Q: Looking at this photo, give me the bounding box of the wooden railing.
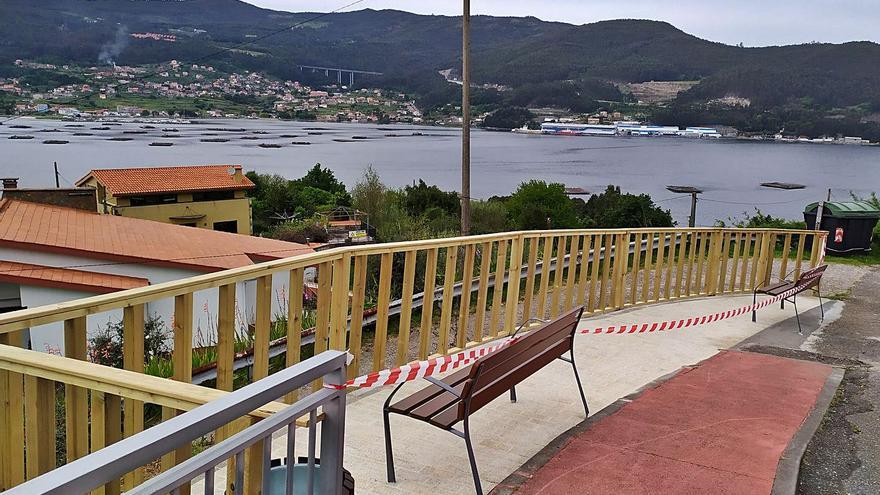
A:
[0,227,826,493]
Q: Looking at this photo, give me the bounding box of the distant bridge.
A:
[296,65,384,86]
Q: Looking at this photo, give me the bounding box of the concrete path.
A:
[504,350,833,495]
[332,294,825,495]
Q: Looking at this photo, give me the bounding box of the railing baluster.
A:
[489,240,508,337]
[504,235,525,334]
[739,234,753,292]
[588,234,602,312]
[651,233,665,302]
[285,423,295,495]
[793,233,806,280]
[809,233,822,268]
[122,305,145,489]
[749,233,764,289]
[396,251,418,365]
[641,232,653,302]
[549,236,566,318]
[1,330,26,488]
[674,232,687,298]
[307,410,317,495]
[286,268,305,400]
[261,436,272,495]
[599,234,614,311]
[314,262,333,373]
[630,233,643,304]
[576,235,591,308]
[693,232,706,294]
[611,233,628,309]
[24,376,54,480]
[536,238,552,318]
[203,467,214,495]
[717,232,731,294]
[347,258,367,378]
[246,277,271,493]
[216,283,237,493]
[418,248,439,359]
[64,316,89,464]
[372,253,394,371]
[438,247,459,353]
[474,242,492,341]
[233,451,244,495]
[663,234,675,299]
[329,255,352,351]
[522,237,539,319]
[564,236,579,311]
[686,232,699,295]
[728,232,742,293]
[162,293,194,489]
[779,233,792,281]
[704,231,721,295]
[457,245,476,349]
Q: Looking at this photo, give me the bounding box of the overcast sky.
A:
[245,0,879,46]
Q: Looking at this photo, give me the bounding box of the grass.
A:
[824,240,880,266]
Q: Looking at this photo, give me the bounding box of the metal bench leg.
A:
[569,348,590,418]
[818,281,825,321]
[509,386,517,403]
[752,291,758,322]
[383,383,406,483]
[462,418,483,495]
[383,408,396,483]
[792,295,803,335]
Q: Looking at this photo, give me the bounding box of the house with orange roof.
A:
[76,164,256,235]
[0,197,312,353]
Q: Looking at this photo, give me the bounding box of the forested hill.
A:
[3,0,880,135]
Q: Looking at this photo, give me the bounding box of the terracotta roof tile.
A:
[0,199,313,272]
[76,165,255,196]
[0,260,149,294]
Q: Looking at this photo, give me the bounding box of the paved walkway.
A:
[503,350,833,494]
[334,294,826,495]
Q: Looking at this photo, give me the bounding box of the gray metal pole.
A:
[689,192,697,228]
[461,0,471,235]
[814,188,831,230]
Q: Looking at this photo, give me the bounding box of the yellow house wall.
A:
[113,198,253,234]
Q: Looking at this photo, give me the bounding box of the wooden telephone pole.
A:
[460,0,471,235]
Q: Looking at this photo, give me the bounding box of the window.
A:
[128,194,177,206]
[192,191,235,202]
[213,220,238,233]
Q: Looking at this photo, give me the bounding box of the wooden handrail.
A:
[0,344,285,420]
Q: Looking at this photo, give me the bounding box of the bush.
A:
[470,200,509,234]
[88,314,170,369]
[717,208,805,229]
[268,216,330,244]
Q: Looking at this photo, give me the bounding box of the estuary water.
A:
[2,117,879,225]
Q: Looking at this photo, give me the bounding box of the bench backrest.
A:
[795,264,827,291]
[458,306,584,418]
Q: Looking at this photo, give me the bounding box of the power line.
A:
[0,0,368,125]
[700,196,812,206]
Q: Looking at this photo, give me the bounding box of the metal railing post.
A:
[318,361,347,494]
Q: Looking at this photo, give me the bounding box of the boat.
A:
[280,134,299,138]
[240,136,260,140]
[258,143,282,148]
[108,137,133,141]
[123,130,148,134]
[91,127,111,131]
[308,132,323,135]
[291,141,311,145]
[42,140,69,145]
[200,138,229,143]
[149,142,174,147]
[8,135,34,140]
[162,128,179,132]
[9,125,31,129]
[72,132,93,136]
[253,131,269,135]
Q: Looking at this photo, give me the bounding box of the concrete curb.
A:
[771,366,846,495]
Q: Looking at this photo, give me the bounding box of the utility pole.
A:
[666,185,702,227]
[54,162,60,188]
[689,192,698,228]
[460,0,471,236]
[814,188,831,230]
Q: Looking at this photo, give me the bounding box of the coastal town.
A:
[1,59,423,123]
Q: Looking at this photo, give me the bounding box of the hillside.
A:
[2,1,880,137]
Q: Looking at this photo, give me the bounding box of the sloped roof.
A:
[76,165,255,196]
[0,199,312,272]
[805,201,880,218]
[0,260,149,294]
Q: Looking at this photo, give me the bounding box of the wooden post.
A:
[438,247,459,353]
[473,243,491,341]
[504,235,524,334]
[550,236,567,318]
[397,251,419,365]
[536,238,552,318]
[419,248,439,359]
[457,245,476,349]
[347,259,367,379]
[489,240,508,337]
[24,376,55,479]
[522,238,539,319]
[64,317,89,463]
[286,268,305,397]
[0,330,26,489]
[122,304,145,489]
[372,253,394,370]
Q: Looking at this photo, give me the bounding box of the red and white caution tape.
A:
[331,271,823,390]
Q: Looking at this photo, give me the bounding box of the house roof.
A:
[0,199,313,272]
[76,165,255,197]
[0,260,149,294]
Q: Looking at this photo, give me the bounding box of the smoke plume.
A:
[98,25,129,65]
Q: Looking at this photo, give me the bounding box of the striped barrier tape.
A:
[330,270,823,390]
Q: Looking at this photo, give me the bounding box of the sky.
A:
[245,0,880,46]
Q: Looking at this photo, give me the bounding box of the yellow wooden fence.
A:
[0,227,826,492]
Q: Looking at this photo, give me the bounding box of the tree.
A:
[403,179,459,218]
[483,106,535,130]
[506,181,581,230]
[579,185,674,228]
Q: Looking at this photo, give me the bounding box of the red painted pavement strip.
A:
[512,350,833,495]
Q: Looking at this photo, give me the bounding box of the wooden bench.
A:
[382,306,588,495]
[753,264,827,334]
